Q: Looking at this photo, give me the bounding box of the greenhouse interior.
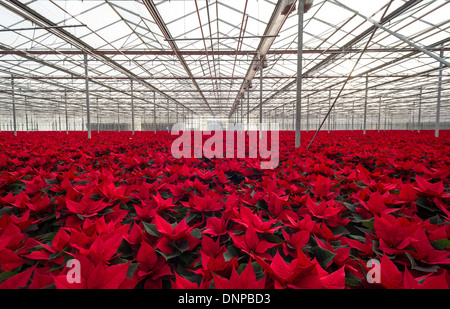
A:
[0,0,449,291]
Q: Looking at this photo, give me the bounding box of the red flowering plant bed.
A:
[0,130,449,289]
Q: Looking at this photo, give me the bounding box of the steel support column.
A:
[378,96,381,132]
[82,105,84,132]
[241,98,243,124]
[247,88,250,132]
[318,108,321,130]
[11,75,17,136]
[328,89,331,133]
[363,75,368,135]
[65,90,68,134]
[97,97,99,134]
[352,101,354,131]
[306,96,310,132]
[294,106,296,131]
[259,60,263,136]
[153,92,156,133]
[131,79,135,135]
[295,0,304,148]
[58,105,61,132]
[25,97,28,133]
[418,87,422,133]
[84,53,91,139]
[435,47,444,138]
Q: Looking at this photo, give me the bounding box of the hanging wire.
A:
[306,0,394,151]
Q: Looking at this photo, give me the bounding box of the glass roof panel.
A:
[0,0,448,124]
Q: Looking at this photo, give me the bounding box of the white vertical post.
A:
[259,59,263,136]
[306,96,309,132]
[97,97,99,134]
[239,99,241,124]
[328,89,331,133]
[153,92,156,133]
[11,75,17,136]
[84,53,91,139]
[247,88,250,132]
[318,107,321,130]
[82,105,84,132]
[418,87,422,133]
[25,97,28,133]
[363,75,368,135]
[295,0,304,148]
[378,96,381,132]
[347,111,350,130]
[65,90,68,134]
[58,104,61,132]
[435,47,443,138]
[292,100,295,131]
[351,101,354,131]
[131,79,135,135]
